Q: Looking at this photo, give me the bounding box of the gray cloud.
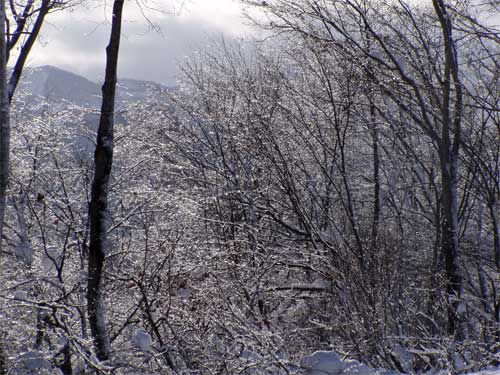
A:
[27,0,249,85]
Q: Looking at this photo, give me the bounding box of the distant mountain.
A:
[17,65,168,108]
[18,65,102,108]
[12,65,172,158]
[116,78,166,103]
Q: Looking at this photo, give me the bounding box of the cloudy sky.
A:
[28,0,252,84]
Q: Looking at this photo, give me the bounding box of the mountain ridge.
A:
[17,65,168,108]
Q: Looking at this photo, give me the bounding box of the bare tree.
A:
[0,1,73,371]
[87,0,124,362]
[242,0,498,339]
[0,1,9,372]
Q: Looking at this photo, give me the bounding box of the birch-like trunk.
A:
[87,0,124,361]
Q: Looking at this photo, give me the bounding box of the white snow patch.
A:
[300,351,500,375]
[177,287,192,299]
[13,290,28,301]
[391,344,413,373]
[301,351,345,374]
[300,351,398,375]
[18,350,51,370]
[57,335,69,348]
[132,329,152,352]
[342,360,377,375]
[14,243,34,265]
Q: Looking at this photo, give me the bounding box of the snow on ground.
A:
[300,351,397,375]
[300,351,500,375]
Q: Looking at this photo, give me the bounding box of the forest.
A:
[0,0,498,374]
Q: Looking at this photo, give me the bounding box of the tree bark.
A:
[0,0,10,371]
[432,0,464,337]
[369,87,380,254]
[87,0,124,362]
[7,0,50,102]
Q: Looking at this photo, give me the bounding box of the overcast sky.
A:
[28,0,251,84]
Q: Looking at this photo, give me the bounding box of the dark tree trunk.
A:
[87,0,124,362]
[433,0,464,337]
[8,0,50,102]
[0,0,10,371]
[370,99,380,253]
[58,340,73,375]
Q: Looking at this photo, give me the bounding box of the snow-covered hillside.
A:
[17,65,168,108]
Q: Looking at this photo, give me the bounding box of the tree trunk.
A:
[87,0,124,362]
[433,0,464,337]
[7,0,50,102]
[370,99,380,253]
[0,0,10,371]
[488,198,499,272]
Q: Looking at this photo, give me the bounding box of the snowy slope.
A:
[17,65,168,109]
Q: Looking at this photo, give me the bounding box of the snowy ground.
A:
[300,351,500,375]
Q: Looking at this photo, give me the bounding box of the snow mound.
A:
[300,351,345,374]
[132,329,152,352]
[17,350,51,371]
[300,351,500,375]
[13,290,28,301]
[300,351,398,375]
